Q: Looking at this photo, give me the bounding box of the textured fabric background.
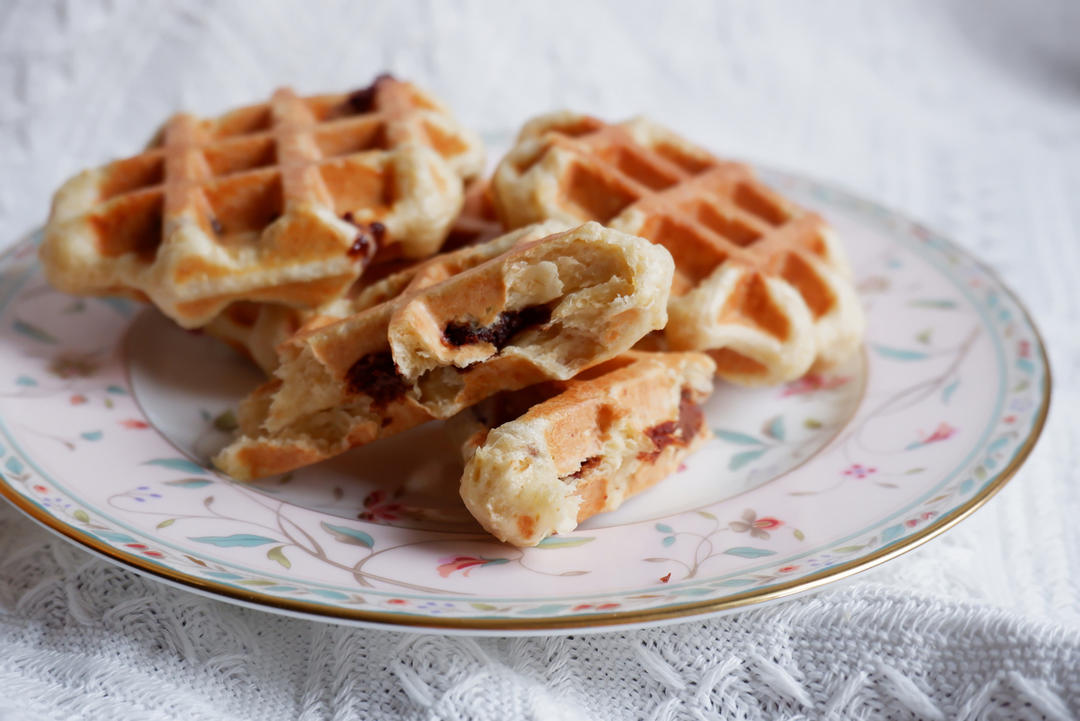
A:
[0,1,1078,719]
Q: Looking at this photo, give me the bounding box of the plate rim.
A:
[0,171,1052,634]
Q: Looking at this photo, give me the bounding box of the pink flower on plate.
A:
[924,422,957,444]
[842,463,877,479]
[357,489,403,523]
[436,555,510,578]
[730,509,783,539]
[781,373,851,397]
[907,422,959,450]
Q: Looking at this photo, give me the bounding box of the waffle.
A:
[213,222,674,479]
[203,191,524,375]
[492,112,864,385]
[41,75,484,328]
[454,351,715,546]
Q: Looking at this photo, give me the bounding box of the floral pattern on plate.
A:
[0,170,1049,632]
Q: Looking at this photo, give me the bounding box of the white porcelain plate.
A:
[0,169,1049,634]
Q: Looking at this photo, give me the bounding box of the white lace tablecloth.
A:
[1,1,1078,719]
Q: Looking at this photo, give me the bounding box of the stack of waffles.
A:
[40,77,864,547]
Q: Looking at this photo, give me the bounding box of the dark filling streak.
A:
[345,352,408,408]
[638,389,705,463]
[346,73,395,113]
[443,305,551,350]
[564,455,602,481]
[342,214,385,262]
[209,216,224,235]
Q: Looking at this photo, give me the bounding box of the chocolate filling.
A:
[345,351,408,407]
[638,389,705,462]
[346,73,395,113]
[565,455,602,481]
[342,215,385,261]
[443,305,551,350]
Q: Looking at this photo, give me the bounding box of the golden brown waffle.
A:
[41,75,484,328]
[213,222,674,480]
[453,351,715,546]
[493,112,864,385]
[202,220,565,374]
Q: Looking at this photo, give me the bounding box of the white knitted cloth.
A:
[1,1,1078,719]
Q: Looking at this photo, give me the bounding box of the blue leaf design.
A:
[5,457,24,474]
[99,297,135,318]
[80,431,102,441]
[654,523,673,534]
[13,319,57,344]
[662,535,676,547]
[880,523,905,545]
[763,415,786,442]
[712,429,764,446]
[164,478,214,488]
[729,448,767,471]
[722,546,776,559]
[671,586,713,596]
[96,531,137,544]
[942,380,959,404]
[189,534,278,547]
[987,435,1010,453]
[320,522,374,549]
[310,589,350,601]
[204,571,243,580]
[1016,358,1035,374]
[713,578,757,587]
[959,478,975,494]
[143,458,209,475]
[15,375,37,387]
[871,344,930,361]
[106,385,127,395]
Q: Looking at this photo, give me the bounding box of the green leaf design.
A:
[871,344,930,361]
[13,319,57,344]
[832,544,866,554]
[535,536,595,549]
[729,448,767,471]
[696,510,717,521]
[905,467,926,475]
[471,603,498,611]
[915,328,933,345]
[762,415,785,442]
[712,429,764,446]
[213,410,238,432]
[908,299,957,310]
[143,458,209,475]
[73,509,90,523]
[189,534,278,547]
[164,478,213,488]
[320,522,374,549]
[793,529,805,541]
[156,519,175,529]
[803,418,823,430]
[267,545,291,569]
[722,546,776,558]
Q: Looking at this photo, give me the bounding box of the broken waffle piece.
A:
[455,351,715,547]
[203,219,565,375]
[213,222,674,480]
[41,75,483,328]
[493,112,863,385]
